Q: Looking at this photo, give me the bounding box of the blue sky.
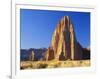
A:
[20,9,90,49]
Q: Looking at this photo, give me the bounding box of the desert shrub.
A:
[79,60,83,64]
[53,64,59,68]
[38,63,48,68]
[20,61,33,69]
[57,62,62,66]
[20,66,24,69]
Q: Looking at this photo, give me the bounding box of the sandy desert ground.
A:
[20,60,90,69]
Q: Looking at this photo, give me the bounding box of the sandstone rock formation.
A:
[21,48,47,61]
[82,48,90,60]
[45,16,83,60]
[29,50,35,61]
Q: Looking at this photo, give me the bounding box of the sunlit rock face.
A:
[45,16,83,60]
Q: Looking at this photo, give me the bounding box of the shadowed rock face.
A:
[82,48,90,60]
[45,16,83,60]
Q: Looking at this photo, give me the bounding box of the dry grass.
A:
[20,60,90,70]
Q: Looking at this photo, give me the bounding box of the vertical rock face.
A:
[45,16,83,60]
[82,48,90,60]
